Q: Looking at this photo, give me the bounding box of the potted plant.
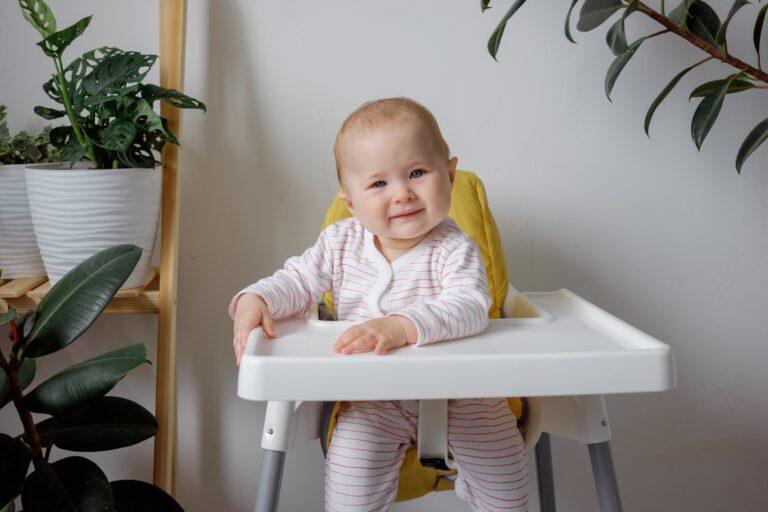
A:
[18,0,206,289]
[0,105,58,279]
[0,245,184,512]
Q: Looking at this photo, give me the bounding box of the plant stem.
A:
[636,0,768,84]
[0,331,44,467]
[52,57,98,166]
[1,326,76,510]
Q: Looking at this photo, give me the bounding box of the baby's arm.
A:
[390,238,492,347]
[230,229,334,363]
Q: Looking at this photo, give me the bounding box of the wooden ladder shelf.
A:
[2,0,187,498]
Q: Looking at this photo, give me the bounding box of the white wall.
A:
[2,1,767,511]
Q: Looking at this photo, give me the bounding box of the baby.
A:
[230,98,528,512]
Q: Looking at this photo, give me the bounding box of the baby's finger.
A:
[262,310,276,339]
[341,335,376,355]
[334,326,363,352]
[374,338,393,355]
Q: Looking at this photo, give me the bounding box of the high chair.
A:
[237,171,675,512]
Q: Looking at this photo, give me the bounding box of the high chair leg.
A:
[588,441,623,512]
[256,450,286,512]
[534,433,557,512]
[255,401,295,512]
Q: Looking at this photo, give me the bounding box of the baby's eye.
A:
[410,169,424,179]
[371,180,387,189]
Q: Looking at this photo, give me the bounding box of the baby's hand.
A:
[333,316,416,355]
[233,293,276,366]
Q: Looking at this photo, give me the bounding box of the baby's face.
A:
[338,120,457,244]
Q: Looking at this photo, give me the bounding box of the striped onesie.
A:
[230,217,529,511]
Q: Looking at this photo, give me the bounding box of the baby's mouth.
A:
[390,208,424,220]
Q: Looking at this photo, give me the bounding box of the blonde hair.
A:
[333,97,451,182]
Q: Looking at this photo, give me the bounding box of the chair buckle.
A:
[419,457,451,471]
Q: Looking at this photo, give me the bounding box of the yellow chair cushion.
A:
[321,170,522,502]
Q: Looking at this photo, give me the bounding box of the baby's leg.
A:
[325,400,417,512]
[448,398,530,512]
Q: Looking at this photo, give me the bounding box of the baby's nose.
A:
[394,185,415,202]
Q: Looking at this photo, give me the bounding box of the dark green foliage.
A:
[0,105,59,164]
[0,246,183,511]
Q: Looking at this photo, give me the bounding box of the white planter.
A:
[0,164,46,278]
[25,164,162,289]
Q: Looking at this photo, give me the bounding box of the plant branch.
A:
[52,57,98,165]
[0,325,45,469]
[636,1,768,84]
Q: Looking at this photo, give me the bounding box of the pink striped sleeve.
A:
[389,239,491,346]
[229,229,334,320]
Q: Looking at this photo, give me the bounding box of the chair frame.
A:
[250,284,625,512]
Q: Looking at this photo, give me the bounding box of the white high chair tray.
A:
[238,289,675,401]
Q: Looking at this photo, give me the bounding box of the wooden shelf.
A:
[0,267,160,315]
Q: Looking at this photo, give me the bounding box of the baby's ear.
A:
[447,157,458,186]
[337,189,354,214]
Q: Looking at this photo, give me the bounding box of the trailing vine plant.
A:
[482,0,768,172]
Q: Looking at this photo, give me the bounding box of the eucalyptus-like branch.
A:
[636,0,768,84]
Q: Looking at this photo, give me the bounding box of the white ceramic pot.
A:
[0,164,46,279]
[25,164,162,289]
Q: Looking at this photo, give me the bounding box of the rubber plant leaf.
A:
[23,344,148,415]
[22,457,111,512]
[23,245,141,358]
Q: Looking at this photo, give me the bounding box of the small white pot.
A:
[0,164,46,278]
[25,163,162,289]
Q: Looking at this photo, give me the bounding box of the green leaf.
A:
[96,119,137,152]
[605,38,644,101]
[23,245,142,359]
[689,77,757,98]
[126,99,178,145]
[0,434,33,509]
[33,105,65,120]
[1,307,17,326]
[577,0,623,32]
[565,0,580,43]
[23,344,148,415]
[1,359,37,411]
[481,0,492,12]
[140,84,207,112]
[645,60,708,136]
[22,457,112,512]
[736,117,768,172]
[43,47,125,109]
[487,0,528,60]
[110,481,184,512]
[0,105,10,144]
[117,132,157,169]
[82,52,157,96]
[691,72,742,150]
[37,396,158,452]
[18,0,57,38]
[668,0,695,27]
[60,135,87,169]
[716,0,750,48]
[606,18,629,55]
[36,16,91,59]
[687,2,722,47]
[605,0,636,56]
[49,126,72,149]
[754,3,768,68]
